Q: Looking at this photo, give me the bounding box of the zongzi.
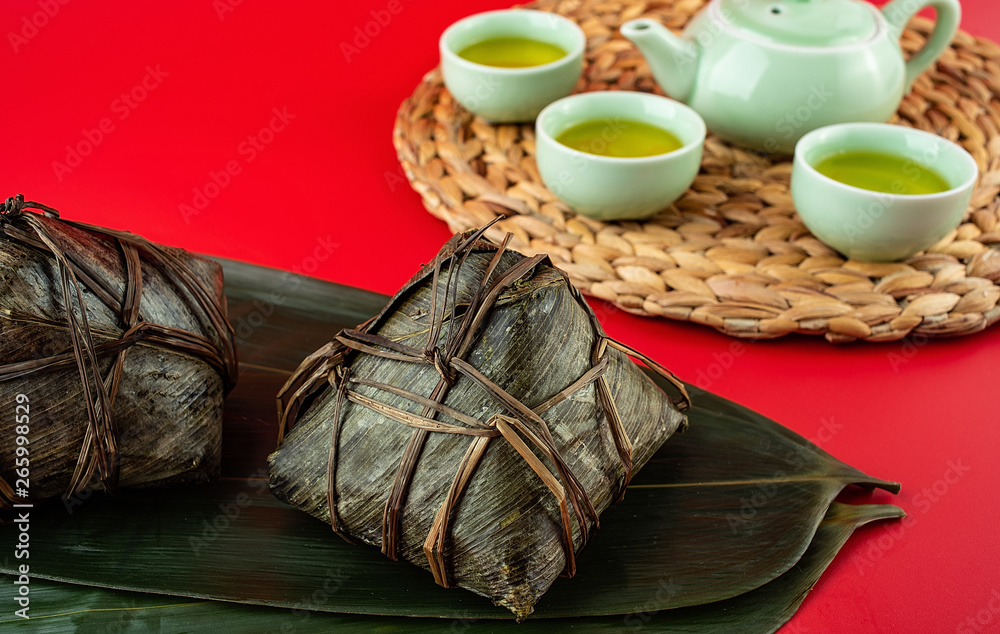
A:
[0,195,237,509]
[269,227,689,619]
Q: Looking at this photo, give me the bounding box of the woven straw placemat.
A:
[392,0,1000,342]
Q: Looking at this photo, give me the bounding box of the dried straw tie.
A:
[393,0,1000,342]
[276,221,691,587]
[0,195,238,508]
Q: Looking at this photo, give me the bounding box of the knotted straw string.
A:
[277,223,689,588]
[0,195,237,509]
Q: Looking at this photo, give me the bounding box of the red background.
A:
[2,0,999,631]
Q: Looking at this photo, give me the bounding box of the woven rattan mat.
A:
[392,0,1000,342]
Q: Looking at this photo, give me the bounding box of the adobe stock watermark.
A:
[384,164,409,193]
[11,393,32,620]
[842,144,943,245]
[886,330,931,373]
[781,416,845,468]
[773,85,835,143]
[59,421,123,514]
[51,65,169,182]
[956,588,1000,634]
[661,2,833,155]
[728,415,843,535]
[882,0,927,27]
[688,331,775,392]
[270,567,350,634]
[690,340,747,391]
[747,83,836,156]
[726,468,786,535]
[7,0,70,53]
[546,117,632,198]
[340,0,410,63]
[713,82,836,161]
[455,74,502,119]
[212,0,244,21]
[622,578,680,627]
[99,597,143,633]
[179,106,295,223]
[188,468,268,557]
[231,234,340,344]
[61,458,121,515]
[851,458,971,576]
[444,611,478,633]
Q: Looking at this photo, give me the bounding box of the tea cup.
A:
[535,91,706,221]
[792,123,978,262]
[439,10,585,123]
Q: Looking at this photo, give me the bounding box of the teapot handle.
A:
[882,0,961,90]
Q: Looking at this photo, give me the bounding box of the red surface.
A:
[2,1,999,631]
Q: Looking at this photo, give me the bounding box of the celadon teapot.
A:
[621,0,961,153]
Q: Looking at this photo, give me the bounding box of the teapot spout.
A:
[621,19,699,103]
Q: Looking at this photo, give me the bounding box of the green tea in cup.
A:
[813,150,950,195]
[555,119,684,158]
[457,37,566,68]
[535,91,706,221]
[791,122,979,262]
[439,10,585,122]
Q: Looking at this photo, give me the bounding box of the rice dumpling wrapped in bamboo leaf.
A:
[269,226,689,620]
[0,195,237,509]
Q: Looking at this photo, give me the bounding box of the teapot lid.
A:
[718,0,878,47]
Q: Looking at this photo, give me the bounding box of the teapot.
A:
[621,0,961,153]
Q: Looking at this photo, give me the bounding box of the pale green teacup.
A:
[439,10,584,123]
[792,123,978,262]
[535,92,706,221]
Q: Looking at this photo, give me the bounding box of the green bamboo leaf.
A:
[603,383,900,610]
[0,259,901,623]
[224,258,902,612]
[0,503,903,633]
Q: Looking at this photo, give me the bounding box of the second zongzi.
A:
[269,228,689,619]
